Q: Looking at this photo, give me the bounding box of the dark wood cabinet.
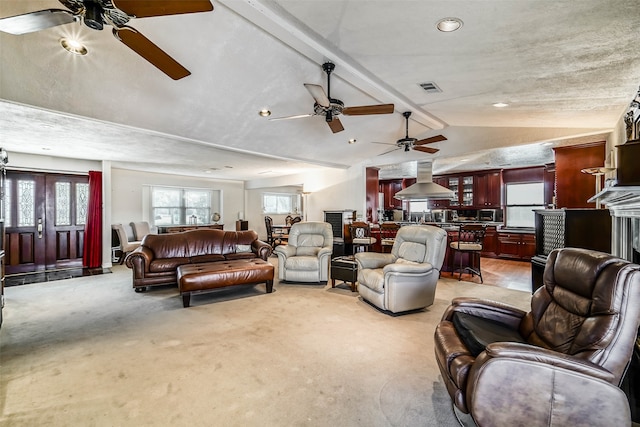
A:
[428,177,451,208]
[445,175,474,207]
[474,171,502,208]
[482,226,498,257]
[553,142,605,208]
[380,180,403,209]
[497,231,536,260]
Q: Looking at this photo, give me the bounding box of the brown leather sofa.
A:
[434,247,640,426]
[125,229,272,291]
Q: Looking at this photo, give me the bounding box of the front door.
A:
[5,171,89,275]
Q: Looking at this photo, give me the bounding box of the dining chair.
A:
[449,223,486,283]
[379,222,400,253]
[349,221,377,254]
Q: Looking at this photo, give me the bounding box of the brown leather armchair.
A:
[434,247,640,426]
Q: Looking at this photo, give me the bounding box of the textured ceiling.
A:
[0,0,638,182]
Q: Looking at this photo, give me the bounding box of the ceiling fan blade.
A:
[413,146,440,154]
[113,1,213,18]
[377,147,401,156]
[269,114,313,121]
[327,118,344,133]
[304,84,330,108]
[0,9,75,35]
[414,135,447,145]
[369,141,395,146]
[113,27,190,80]
[343,104,394,116]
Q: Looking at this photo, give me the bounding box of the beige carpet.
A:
[0,259,531,426]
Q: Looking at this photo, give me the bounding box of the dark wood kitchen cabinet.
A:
[474,171,502,208]
[497,231,536,260]
[428,177,451,208]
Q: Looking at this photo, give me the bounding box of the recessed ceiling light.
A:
[493,102,509,108]
[436,18,463,32]
[348,138,357,144]
[60,37,87,55]
[259,109,271,117]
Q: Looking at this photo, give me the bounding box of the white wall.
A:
[4,154,370,265]
[245,164,367,240]
[110,168,245,231]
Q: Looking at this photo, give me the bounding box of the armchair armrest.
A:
[274,244,296,258]
[355,252,395,270]
[467,343,629,427]
[124,246,153,272]
[441,297,527,328]
[252,239,273,261]
[383,261,434,275]
[481,342,616,383]
[318,246,333,258]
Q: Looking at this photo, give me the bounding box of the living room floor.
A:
[440,256,532,293]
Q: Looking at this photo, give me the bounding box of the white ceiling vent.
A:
[418,82,442,93]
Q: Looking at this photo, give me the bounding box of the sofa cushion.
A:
[452,312,527,357]
[150,258,190,273]
[143,233,189,258]
[225,252,256,260]
[191,254,226,264]
[186,230,225,257]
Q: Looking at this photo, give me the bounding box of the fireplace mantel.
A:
[589,186,640,261]
[589,186,640,217]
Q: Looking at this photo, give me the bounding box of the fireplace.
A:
[589,186,640,262]
[590,185,640,422]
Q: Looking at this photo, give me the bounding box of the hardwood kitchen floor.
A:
[441,256,532,293]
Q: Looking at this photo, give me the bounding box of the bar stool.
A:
[349,221,377,254]
[449,223,486,283]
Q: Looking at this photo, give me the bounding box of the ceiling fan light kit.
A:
[0,0,214,80]
[271,62,394,133]
[60,37,87,55]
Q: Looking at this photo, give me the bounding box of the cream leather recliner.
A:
[355,225,447,314]
[274,222,333,283]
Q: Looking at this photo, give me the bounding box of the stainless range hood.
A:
[393,161,455,201]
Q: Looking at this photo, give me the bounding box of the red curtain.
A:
[83,170,103,268]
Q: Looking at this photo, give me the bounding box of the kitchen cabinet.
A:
[380,180,403,209]
[428,177,451,208]
[497,231,536,260]
[481,226,498,257]
[474,171,502,208]
[446,175,474,207]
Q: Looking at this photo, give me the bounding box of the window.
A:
[152,186,213,226]
[505,182,544,227]
[263,193,300,215]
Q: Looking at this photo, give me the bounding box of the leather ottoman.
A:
[177,259,274,307]
[331,256,358,292]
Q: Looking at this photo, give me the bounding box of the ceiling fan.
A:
[374,111,447,155]
[270,62,394,133]
[0,0,214,80]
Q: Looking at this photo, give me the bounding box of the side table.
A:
[331,256,358,292]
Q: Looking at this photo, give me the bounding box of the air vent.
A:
[418,82,442,93]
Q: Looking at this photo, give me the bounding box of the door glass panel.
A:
[5,179,11,227]
[76,183,89,225]
[55,182,71,226]
[17,179,35,227]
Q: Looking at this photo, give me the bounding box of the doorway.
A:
[4,171,88,275]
